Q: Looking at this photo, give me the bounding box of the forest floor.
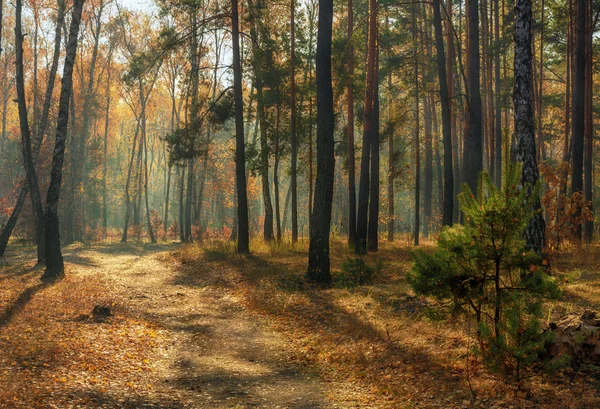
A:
[0,239,599,408]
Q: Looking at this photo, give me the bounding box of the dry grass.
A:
[179,237,600,408]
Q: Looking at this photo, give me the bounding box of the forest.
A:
[1,0,600,407]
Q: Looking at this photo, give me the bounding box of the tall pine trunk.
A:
[368,43,380,252]
[231,0,250,253]
[356,0,377,254]
[413,2,421,246]
[464,0,483,192]
[290,0,298,243]
[514,0,545,255]
[584,1,593,242]
[307,0,334,284]
[433,0,454,226]
[571,0,586,241]
[347,0,357,247]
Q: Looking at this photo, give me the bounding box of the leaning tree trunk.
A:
[231,0,250,253]
[514,0,545,255]
[433,0,454,227]
[43,0,85,281]
[307,0,335,284]
[15,0,46,265]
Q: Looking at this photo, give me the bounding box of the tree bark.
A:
[231,0,250,253]
[514,0,545,255]
[43,0,85,280]
[307,0,335,284]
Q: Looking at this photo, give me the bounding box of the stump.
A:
[548,310,600,365]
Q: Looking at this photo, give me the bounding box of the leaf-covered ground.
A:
[0,243,327,408]
[1,240,600,408]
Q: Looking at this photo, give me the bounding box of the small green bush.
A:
[408,168,559,380]
[336,257,381,287]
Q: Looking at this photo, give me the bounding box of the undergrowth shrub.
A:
[335,257,382,287]
[540,162,593,252]
[408,168,559,380]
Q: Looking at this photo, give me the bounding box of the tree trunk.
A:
[571,0,586,241]
[347,0,357,247]
[290,0,298,244]
[231,0,250,253]
[423,87,433,238]
[142,110,156,244]
[185,158,193,242]
[274,102,282,242]
[464,0,483,192]
[102,44,113,234]
[356,0,377,254]
[386,14,394,241]
[15,0,45,265]
[43,0,85,280]
[164,164,172,236]
[433,0,454,226]
[494,0,502,187]
[584,0,593,242]
[368,42,380,253]
[413,2,421,246]
[307,0,334,284]
[121,121,140,243]
[514,0,545,255]
[179,166,185,242]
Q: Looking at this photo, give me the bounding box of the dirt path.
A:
[62,244,329,409]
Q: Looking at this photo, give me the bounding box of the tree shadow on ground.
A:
[63,388,185,409]
[170,250,465,404]
[0,282,48,328]
[0,263,41,283]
